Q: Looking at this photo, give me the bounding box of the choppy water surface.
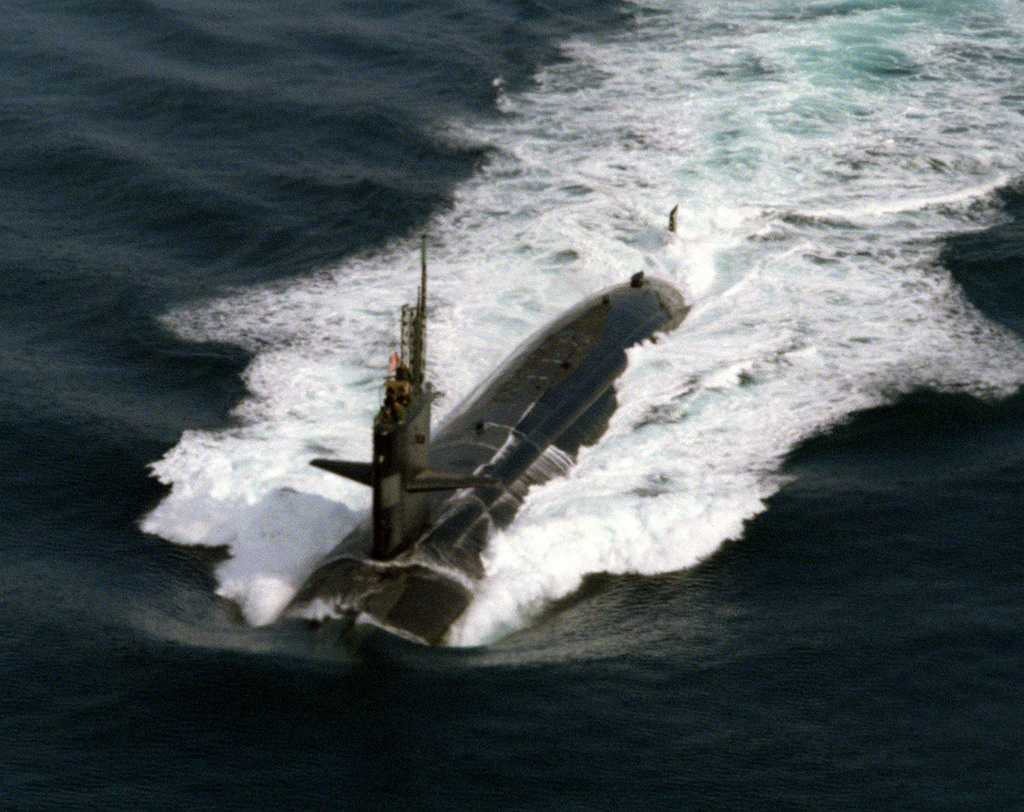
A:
[3,0,1024,807]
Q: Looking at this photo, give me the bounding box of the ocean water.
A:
[3,0,1024,807]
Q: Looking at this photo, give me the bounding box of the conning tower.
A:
[310,238,489,560]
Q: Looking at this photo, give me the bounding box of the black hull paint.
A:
[286,276,688,645]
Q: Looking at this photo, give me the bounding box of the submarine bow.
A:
[286,272,688,646]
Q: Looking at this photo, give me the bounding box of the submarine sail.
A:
[287,264,689,646]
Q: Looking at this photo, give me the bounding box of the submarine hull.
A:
[287,275,688,645]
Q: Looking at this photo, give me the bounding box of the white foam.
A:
[145,1,1024,643]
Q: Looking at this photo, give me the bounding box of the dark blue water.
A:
[3,1,1024,808]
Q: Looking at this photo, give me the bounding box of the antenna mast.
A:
[407,235,428,390]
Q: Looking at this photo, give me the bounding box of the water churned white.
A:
[145,0,1024,643]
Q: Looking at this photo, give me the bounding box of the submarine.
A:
[285,245,688,646]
